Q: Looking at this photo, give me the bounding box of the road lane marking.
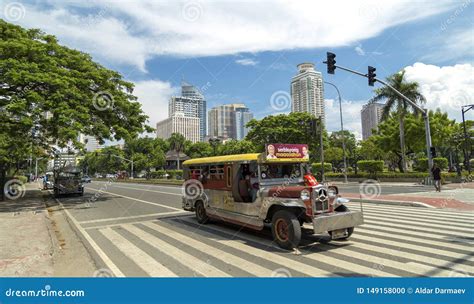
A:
[356,209,474,227]
[88,183,181,196]
[86,188,182,211]
[356,223,473,251]
[359,214,473,234]
[302,243,425,276]
[78,211,188,225]
[142,222,273,277]
[176,218,332,277]
[99,227,177,277]
[346,203,474,218]
[123,224,231,277]
[53,198,125,277]
[332,240,472,274]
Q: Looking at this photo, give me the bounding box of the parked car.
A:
[81,175,92,183]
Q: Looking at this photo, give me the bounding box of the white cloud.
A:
[235,58,259,66]
[132,80,178,133]
[8,0,457,70]
[354,44,366,56]
[325,99,364,140]
[422,29,474,63]
[403,62,474,121]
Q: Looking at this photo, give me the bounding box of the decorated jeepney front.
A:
[181,144,364,249]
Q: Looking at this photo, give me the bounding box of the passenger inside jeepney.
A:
[238,164,257,202]
[260,164,301,179]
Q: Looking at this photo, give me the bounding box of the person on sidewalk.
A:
[431,164,442,192]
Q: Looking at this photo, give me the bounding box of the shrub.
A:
[166,170,183,180]
[312,162,332,173]
[13,175,28,184]
[414,157,448,172]
[148,170,166,179]
[357,160,384,174]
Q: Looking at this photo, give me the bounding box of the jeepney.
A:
[53,170,84,197]
[182,144,364,249]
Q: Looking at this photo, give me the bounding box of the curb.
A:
[46,192,122,277]
[349,197,435,208]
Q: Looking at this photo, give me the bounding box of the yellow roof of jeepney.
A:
[183,152,309,166]
[183,153,261,165]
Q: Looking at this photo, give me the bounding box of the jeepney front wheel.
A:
[271,210,301,250]
[195,201,209,224]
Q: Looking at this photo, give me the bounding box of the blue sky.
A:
[3,0,473,139]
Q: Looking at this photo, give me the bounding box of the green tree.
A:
[186,142,213,158]
[0,20,150,195]
[124,137,166,176]
[359,138,384,160]
[369,71,426,172]
[218,140,257,155]
[168,133,187,170]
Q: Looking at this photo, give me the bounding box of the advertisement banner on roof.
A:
[265,144,309,161]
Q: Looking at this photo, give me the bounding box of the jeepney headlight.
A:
[300,190,310,200]
[328,188,337,198]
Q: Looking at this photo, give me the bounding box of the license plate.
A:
[331,229,347,239]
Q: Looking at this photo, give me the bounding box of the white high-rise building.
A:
[291,63,325,122]
[156,112,200,143]
[168,82,206,141]
[361,102,385,140]
[78,134,103,152]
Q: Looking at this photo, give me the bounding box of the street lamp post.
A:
[324,81,348,183]
[35,157,44,180]
[462,104,473,174]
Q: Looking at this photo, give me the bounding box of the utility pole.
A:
[324,81,348,183]
[323,52,434,174]
[462,104,473,174]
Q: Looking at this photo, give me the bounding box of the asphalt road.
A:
[52,181,473,277]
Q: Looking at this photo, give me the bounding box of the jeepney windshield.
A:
[259,163,302,180]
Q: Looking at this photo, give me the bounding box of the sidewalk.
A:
[0,182,97,277]
[345,184,474,211]
[0,183,54,276]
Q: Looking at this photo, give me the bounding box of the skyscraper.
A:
[168,82,206,141]
[78,134,103,152]
[156,81,206,142]
[156,112,200,143]
[291,63,325,122]
[361,102,384,140]
[234,105,253,140]
[208,104,253,140]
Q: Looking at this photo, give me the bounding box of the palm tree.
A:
[168,133,186,170]
[369,71,426,172]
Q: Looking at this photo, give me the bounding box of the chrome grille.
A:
[313,188,329,213]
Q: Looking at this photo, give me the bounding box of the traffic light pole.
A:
[326,61,434,175]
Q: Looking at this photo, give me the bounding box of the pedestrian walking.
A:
[431,164,441,192]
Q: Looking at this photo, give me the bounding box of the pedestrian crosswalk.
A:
[84,202,474,277]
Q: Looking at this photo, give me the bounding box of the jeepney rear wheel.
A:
[271,210,301,250]
[195,201,209,224]
[330,204,354,239]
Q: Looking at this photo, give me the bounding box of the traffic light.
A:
[430,147,436,158]
[325,52,336,74]
[368,66,376,86]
